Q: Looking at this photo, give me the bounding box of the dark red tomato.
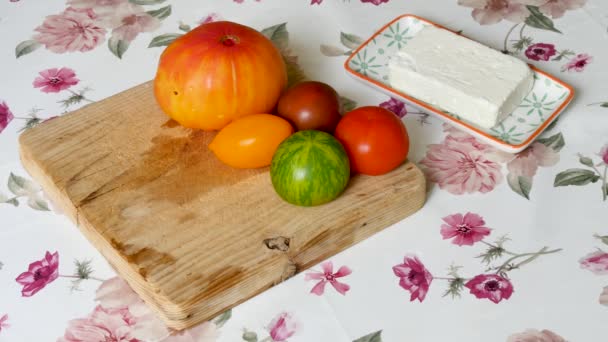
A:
[277,81,341,133]
[334,106,410,176]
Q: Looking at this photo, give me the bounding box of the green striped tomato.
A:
[270,130,350,206]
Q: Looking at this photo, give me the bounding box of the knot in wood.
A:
[263,236,290,252]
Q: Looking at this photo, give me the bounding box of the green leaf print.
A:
[261,23,289,51]
[320,44,348,57]
[242,330,258,342]
[8,173,35,196]
[545,117,559,131]
[504,132,563,201]
[588,102,608,108]
[146,5,172,20]
[4,173,50,210]
[212,309,232,328]
[283,53,307,87]
[148,33,182,47]
[537,132,565,152]
[525,6,562,34]
[354,331,383,342]
[108,37,130,59]
[340,32,364,50]
[261,23,308,87]
[15,40,41,58]
[579,156,594,167]
[339,96,357,114]
[178,23,191,32]
[508,174,532,200]
[27,195,50,211]
[554,169,600,187]
[593,234,608,246]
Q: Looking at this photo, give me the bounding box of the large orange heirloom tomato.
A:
[153,21,288,131]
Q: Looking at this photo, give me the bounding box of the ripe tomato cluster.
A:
[277,81,411,177]
[153,20,410,206]
[266,81,411,206]
[207,79,411,177]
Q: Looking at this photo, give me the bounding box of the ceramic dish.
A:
[344,14,575,153]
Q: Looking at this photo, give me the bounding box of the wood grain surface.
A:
[18,81,426,330]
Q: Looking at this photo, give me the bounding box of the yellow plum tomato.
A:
[209,114,293,169]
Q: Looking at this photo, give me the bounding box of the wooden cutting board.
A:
[18,81,426,330]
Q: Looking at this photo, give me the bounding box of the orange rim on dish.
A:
[343,14,576,150]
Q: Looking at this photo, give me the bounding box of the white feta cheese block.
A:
[388,25,534,129]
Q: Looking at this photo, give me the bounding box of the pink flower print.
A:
[109,4,160,42]
[441,123,494,152]
[15,251,59,297]
[458,0,531,25]
[58,305,138,342]
[0,314,9,333]
[311,0,323,4]
[419,135,504,195]
[305,261,352,295]
[267,312,296,342]
[67,0,131,25]
[599,144,608,164]
[443,123,516,161]
[544,0,587,18]
[33,67,79,93]
[579,251,608,275]
[525,43,557,61]
[507,328,567,342]
[200,13,221,25]
[34,7,106,53]
[379,97,407,118]
[561,53,592,72]
[95,277,170,341]
[520,0,587,18]
[392,255,433,302]
[361,0,390,5]
[441,212,491,246]
[96,277,142,309]
[465,274,514,303]
[507,142,559,178]
[0,101,14,133]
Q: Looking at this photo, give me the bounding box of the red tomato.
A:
[334,106,410,176]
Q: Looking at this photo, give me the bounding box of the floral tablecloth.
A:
[1,0,607,341]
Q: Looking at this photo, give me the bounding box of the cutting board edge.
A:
[18,135,78,221]
[17,136,182,325]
